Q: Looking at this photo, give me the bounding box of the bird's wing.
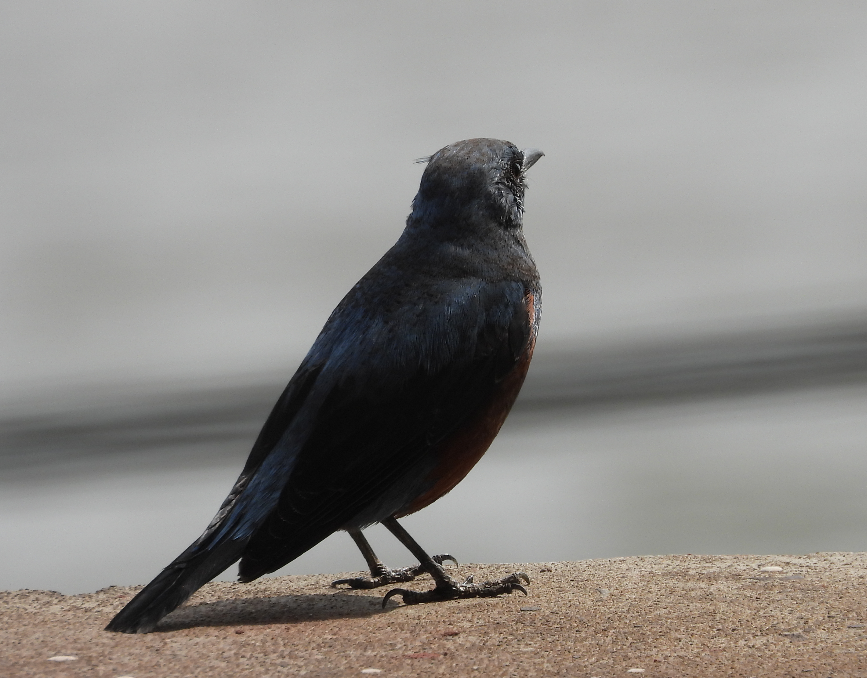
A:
[236,277,536,579]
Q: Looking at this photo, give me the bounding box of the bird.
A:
[105,137,544,633]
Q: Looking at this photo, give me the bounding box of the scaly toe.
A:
[332,567,420,589]
[381,571,531,606]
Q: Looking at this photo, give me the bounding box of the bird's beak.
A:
[521,148,545,172]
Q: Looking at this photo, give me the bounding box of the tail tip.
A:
[104,615,158,634]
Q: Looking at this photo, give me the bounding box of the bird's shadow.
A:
[154,590,391,632]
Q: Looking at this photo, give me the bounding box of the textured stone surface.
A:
[3,553,866,677]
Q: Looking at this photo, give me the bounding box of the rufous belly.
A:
[396,292,537,516]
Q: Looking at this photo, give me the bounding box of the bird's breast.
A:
[395,290,538,517]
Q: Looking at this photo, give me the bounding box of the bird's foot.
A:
[332,554,457,590]
[382,571,530,607]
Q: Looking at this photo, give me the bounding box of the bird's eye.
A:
[509,158,523,179]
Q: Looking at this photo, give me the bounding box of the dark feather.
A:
[238,280,532,580]
[104,138,542,633]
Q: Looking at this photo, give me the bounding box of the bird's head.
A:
[408,138,544,233]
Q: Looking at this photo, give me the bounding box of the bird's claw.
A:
[382,586,414,607]
[382,572,531,608]
[332,554,458,589]
[435,553,459,567]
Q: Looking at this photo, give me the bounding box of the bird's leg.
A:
[379,516,529,607]
[331,528,457,589]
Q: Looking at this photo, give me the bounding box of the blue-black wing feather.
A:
[106,274,535,632]
[237,277,533,580]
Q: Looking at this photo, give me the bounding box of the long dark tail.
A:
[105,534,248,633]
[105,471,259,633]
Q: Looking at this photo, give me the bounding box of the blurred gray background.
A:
[2,2,866,594]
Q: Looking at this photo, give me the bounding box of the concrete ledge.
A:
[3,553,866,676]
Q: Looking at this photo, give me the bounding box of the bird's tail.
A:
[105,534,248,633]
